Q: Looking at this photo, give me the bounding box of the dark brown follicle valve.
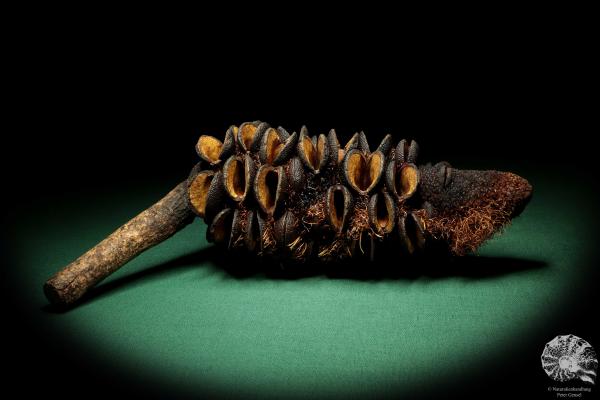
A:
[44,121,533,306]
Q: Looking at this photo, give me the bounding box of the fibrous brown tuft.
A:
[425,199,511,255]
[260,222,277,254]
[302,195,327,228]
[348,195,370,241]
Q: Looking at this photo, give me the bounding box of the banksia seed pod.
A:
[43,121,534,306]
[193,123,532,263]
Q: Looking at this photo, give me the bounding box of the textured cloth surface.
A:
[12,174,595,397]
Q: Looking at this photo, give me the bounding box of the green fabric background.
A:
[10,171,596,398]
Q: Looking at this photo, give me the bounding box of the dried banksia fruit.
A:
[44,121,534,306]
[194,124,531,263]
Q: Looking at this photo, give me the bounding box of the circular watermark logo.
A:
[541,334,597,384]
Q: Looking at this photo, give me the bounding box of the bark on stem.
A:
[44,181,194,306]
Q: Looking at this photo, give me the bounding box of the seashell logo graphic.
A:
[541,334,598,384]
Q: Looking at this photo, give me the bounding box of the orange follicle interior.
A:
[189,171,213,216]
[264,128,283,164]
[240,124,257,150]
[398,165,418,198]
[256,166,279,213]
[197,136,223,163]
[347,152,383,192]
[225,158,246,199]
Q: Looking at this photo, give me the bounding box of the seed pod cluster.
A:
[43,121,533,306]
[188,121,429,263]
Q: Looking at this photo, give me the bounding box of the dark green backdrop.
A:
[4,32,597,397]
[7,161,598,398]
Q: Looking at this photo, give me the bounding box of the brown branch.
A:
[43,181,194,306]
